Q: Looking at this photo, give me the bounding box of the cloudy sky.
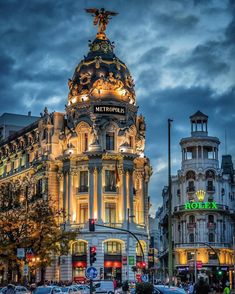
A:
[0,0,234,214]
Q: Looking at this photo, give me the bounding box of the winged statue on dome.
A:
[85,8,118,36]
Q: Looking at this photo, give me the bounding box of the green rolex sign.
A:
[185,201,217,210]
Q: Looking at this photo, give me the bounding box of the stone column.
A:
[140,173,145,225]
[63,171,68,222]
[122,169,127,223]
[97,166,103,222]
[89,166,95,219]
[128,170,134,223]
[67,170,73,223]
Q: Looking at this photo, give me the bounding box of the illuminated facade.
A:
[159,111,235,284]
[0,9,152,282]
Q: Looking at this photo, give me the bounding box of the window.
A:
[129,136,133,148]
[209,233,215,242]
[84,133,88,151]
[189,215,195,223]
[189,233,194,243]
[36,179,43,195]
[106,132,115,150]
[105,203,116,223]
[187,180,195,192]
[187,252,195,261]
[80,204,88,223]
[209,252,217,260]
[72,241,87,255]
[105,170,116,192]
[104,241,121,254]
[207,180,214,192]
[208,215,214,223]
[79,171,88,192]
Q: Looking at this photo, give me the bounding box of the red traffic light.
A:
[91,246,96,253]
[89,218,96,231]
[141,262,146,268]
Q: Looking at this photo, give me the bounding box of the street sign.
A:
[141,274,148,282]
[128,256,135,265]
[196,261,202,269]
[122,255,127,265]
[17,248,25,259]
[23,264,28,275]
[85,266,98,280]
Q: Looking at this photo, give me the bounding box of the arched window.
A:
[208,215,214,223]
[209,233,215,242]
[72,241,87,256]
[186,171,196,180]
[206,170,215,179]
[189,215,195,223]
[189,233,194,243]
[104,241,122,255]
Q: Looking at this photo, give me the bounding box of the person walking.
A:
[223,282,231,294]
[188,282,194,294]
[194,277,209,294]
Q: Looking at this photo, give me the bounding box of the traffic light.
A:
[89,246,97,265]
[89,218,95,232]
[100,267,104,279]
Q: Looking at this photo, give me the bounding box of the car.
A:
[33,286,63,294]
[73,285,90,294]
[154,285,187,294]
[0,286,30,294]
[93,280,115,294]
[60,286,79,294]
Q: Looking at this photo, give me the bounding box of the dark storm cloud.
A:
[0,0,234,212]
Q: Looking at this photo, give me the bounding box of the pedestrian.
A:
[223,282,231,294]
[188,282,194,294]
[194,277,209,294]
[5,284,15,294]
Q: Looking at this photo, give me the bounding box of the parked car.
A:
[154,285,187,294]
[74,285,90,294]
[93,280,114,294]
[33,286,63,294]
[0,286,30,294]
[60,286,79,294]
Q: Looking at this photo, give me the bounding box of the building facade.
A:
[0,10,152,283]
[158,111,235,285]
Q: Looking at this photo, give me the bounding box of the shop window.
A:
[105,203,116,223]
[187,252,195,261]
[209,252,217,260]
[105,170,116,192]
[104,241,122,255]
[79,204,88,224]
[79,171,88,192]
[106,132,115,150]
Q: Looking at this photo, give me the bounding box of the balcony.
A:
[174,204,229,213]
[175,242,231,249]
[187,186,195,194]
[103,222,122,228]
[187,223,196,229]
[76,185,88,194]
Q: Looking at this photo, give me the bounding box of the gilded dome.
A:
[67,36,136,106]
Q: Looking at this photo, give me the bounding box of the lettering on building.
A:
[184,201,218,210]
[94,105,126,115]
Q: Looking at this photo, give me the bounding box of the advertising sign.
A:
[128,256,135,265]
[17,248,25,259]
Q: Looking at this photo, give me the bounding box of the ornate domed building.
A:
[0,9,152,282]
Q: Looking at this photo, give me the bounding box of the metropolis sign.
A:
[94,105,126,115]
[185,201,218,210]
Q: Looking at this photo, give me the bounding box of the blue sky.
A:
[0,0,234,214]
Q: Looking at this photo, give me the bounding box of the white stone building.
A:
[158,111,235,285]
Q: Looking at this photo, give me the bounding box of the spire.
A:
[85,8,118,40]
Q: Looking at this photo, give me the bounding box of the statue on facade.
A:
[85,8,118,36]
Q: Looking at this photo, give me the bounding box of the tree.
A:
[0,179,77,283]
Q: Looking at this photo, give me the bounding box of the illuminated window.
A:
[104,241,121,255]
[105,203,116,223]
[72,241,87,256]
[106,132,115,150]
[80,204,88,223]
[187,252,195,261]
